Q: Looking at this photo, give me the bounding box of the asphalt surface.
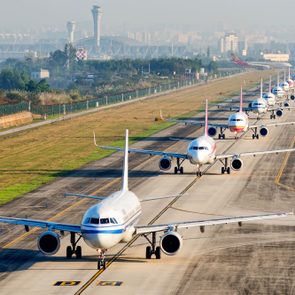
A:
[0,87,294,294]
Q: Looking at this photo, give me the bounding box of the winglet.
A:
[122,129,129,191]
[239,86,243,112]
[93,131,98,147]
[204,99,208,136]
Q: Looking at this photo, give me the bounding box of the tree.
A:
[0,69,27,90]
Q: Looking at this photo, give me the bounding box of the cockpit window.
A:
[110,218,117,224]
[90,218,100,224]
[100,218,110,224]
[190,146,208,151]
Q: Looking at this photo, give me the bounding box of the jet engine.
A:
[208,126,217,137]
[290,95,295,101]
[276,109,283,117]
[159,156,172,171]
[231,158,243,171]
[259,127,269,137]
[284,101,290,108]
[37,231,60,255]
[160,231,183,256]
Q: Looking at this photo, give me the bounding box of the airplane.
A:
[163,87,295,140]
[262,76,276,106]
[215,79,293,119]
[98,100,295,176]
[0,130,291,270]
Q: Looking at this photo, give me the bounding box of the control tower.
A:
[91,5,102,49]
[67,21,76,44]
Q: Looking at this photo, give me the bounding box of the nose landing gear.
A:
[97,249,107,270]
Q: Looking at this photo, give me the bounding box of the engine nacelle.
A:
[259,127,269,137]
[159,156,172,171]
[284,101,290,108]
[208,126,217,137]
[231,158,243,171]
[276,109,283,117]
[160,231,183,256]
[248,102,252,108]
[290,95,295,101]
[37,231,60,256]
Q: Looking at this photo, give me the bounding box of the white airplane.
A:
[272,72,286,99]
[216,79,293,119]
[1,130,291,270]
[164,88,295,140]
[262,76,276,107]
[99,100,295,175]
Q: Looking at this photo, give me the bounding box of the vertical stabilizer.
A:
[260,78,263,98]
[204,99,208,136]
[288,67,291,80]
[277,72,280,87]
[269,76,272,93]
[122,129,129,191]
[239,86,243,112]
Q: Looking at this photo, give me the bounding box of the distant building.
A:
[31,69,50,80]
[263,53,289,62]
[220,33,239,53]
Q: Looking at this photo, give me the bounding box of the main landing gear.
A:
[251,127,259,139]
[143,232,161,259]
[218,128,226,139]
[174,158,184,174]
[270,110,276,119]
[220,158,231,174]
[66,232,82,259]
[97,249,107,270]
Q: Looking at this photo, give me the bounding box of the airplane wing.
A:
[100,146,188,160]
[210,104,252,112]
[0,216,81,233]
[216,147,295,160]
[249,121,295,129]
[135,212,291,234]
[164,118,228,129]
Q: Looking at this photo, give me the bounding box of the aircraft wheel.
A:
[76,246,82,259]
[155,247,161,259]
[222,134,225,139]
[180,167,184,174]
[221,167,225,174]
[174,167,178,174]
[226,167,231,174]
[256,134,259,139]
[66,246,72,259]
[146,246,152,259]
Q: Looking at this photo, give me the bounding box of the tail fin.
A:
[239,86,243,112]
[269,76,272,93]
[122,129,129,191]
[288,67,291,80]
[260,78,263,98]
[204,99,208,136]
[277,72,280,87]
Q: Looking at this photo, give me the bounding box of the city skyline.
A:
[1,0,295,33]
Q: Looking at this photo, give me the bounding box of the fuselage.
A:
[280,81,290,92]
[250,97,268,114]
[287,79,294,88]
[272,86,285,98]
[228,111,249,133]
[262,92,276,107]
[187,135,216,165]
[81,190,141,250]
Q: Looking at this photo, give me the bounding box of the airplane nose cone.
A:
[189,151,206,165]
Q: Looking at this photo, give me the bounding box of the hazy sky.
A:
[1,0,295,32]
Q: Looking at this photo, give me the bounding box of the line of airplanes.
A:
[0,74,294,270]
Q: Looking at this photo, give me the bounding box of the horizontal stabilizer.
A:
[64,193,106,201]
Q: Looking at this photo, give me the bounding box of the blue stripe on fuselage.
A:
[81,228,124,234]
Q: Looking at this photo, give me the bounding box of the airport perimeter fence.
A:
[0,70,241,117]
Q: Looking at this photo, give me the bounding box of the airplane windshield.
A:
[87,217,118,225]
[190,146,208,151]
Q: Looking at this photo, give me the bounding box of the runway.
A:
[0,89,294,294]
